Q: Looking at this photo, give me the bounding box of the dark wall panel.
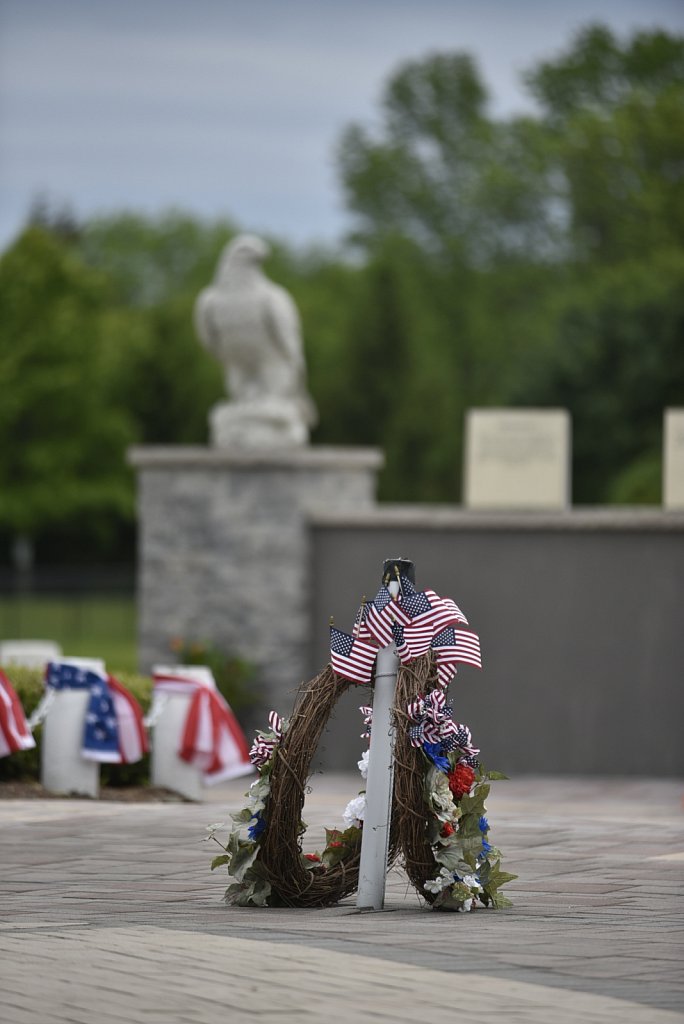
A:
[310,525,683,776]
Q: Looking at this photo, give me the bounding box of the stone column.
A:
[127,446,382,724]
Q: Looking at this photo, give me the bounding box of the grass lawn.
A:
[0,595,138,673]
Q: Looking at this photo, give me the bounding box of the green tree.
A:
[0,227,135,559]
[526,24,684,264]
[513,25,684,501]
[336,26,684,503]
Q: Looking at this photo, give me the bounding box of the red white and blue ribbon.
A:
[406,690,480,758]
[152,668,252,782]
[359,705,373,739]
[249,710,284,769]
[45,662,148,764]
[0,669,36,759]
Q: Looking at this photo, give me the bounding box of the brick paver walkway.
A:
[1,775,682,1023]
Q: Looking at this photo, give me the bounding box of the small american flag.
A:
[398,590,432,620]
[330,627,377,684]
[398,572,417,596]
[432,624,482,675]
[391,620,412,663]
[0,670,35,759]
[364,586,396,646]
[424,590,469,626]
[431,626,460,664]
[402,620,435,658]
[454,628,482,669]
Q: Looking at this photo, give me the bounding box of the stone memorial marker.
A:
[464,408,571,510]
[0,639,62,668]
[663,408,684,509]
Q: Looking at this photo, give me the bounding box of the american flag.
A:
[364,586,396,646]
[353,601,375,643]
[330,627,377,684]
[401,616,436,658]
[431,624,460,686]
[398,589,433,620]
[391,620,412,664]
[45,662,148,765]
[424,590,469,626]
[153,668,252,782]
[0,670,35,759]
[398,572,417,597]
[454,628,482,669]
[431,624,482,674]
[431,626,460,664]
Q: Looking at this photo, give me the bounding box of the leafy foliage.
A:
[168,637,255,711]
[2,22,682,565]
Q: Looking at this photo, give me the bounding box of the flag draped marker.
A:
[0,670,36,759]
[45,662,148,765]
[152,667,252,784]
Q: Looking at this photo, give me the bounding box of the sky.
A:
[1,0,683,252]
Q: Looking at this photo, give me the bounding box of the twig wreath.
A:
[207,575,516,912]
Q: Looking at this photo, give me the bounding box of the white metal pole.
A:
[356,581,402,911]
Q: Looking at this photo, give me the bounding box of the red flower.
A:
[305,853,321,862]
[447,763,475,800]
[440,822,455,838]
[328,841,343,849]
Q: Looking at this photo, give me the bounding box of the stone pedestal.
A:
[127,446,383,722]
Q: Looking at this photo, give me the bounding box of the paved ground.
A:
[1,774,682,1023]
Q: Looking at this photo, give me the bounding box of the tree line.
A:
[1,23,682,566]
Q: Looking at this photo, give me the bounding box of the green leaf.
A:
[223,877,272,907]
[210,854,230,871]
[434,841,465,871]
[486,770,509,781]
[230,840,259,882]
[490,868,518,888]
[230,807,254,824]
[460,834,486,855]
[249,878,273,907]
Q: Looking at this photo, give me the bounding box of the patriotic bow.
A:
[359,705,373,739]
[406,690,458,749]
[249,710,284,769]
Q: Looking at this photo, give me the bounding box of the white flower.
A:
[343,794,366,828]
[460,874,482,892]
[357,749,370,780]
[429,770,457,821]
[424,867,454,894]
[458,898,474,913]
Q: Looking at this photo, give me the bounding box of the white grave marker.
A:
[464,408,571,510]
[41,657,104,798]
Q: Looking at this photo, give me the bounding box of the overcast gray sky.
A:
[1,0,683,251]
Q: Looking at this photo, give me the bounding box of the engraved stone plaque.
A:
[664,408,684,509]
[464,408,571,510]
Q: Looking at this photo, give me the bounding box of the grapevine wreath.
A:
[207,565,516,911]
